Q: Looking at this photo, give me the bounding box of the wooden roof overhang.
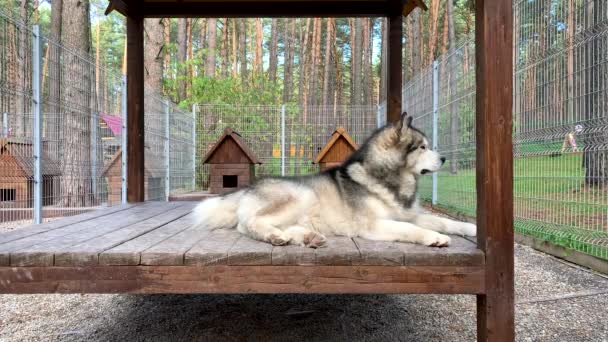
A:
[106,0,428,18]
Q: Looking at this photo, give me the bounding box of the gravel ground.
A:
[1,244,607,341]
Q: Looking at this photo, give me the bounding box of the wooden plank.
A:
[271,244,316,266]
[353,239,404,265]
[475,0,515,340]
[315,237,361,265]
[386,5,402,123]
[99,212,197,266]
[225,235,273,265]
[184,229,242,266]
[126,13,145,203]
[0,203,163,266]
[0,265,485,295]
[139,224,212,266]
[5,202,177,266]
[53,203,193,266]
[0,204,135,246]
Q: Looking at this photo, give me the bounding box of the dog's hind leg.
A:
[362,219,451,247]
[412,214,476,237]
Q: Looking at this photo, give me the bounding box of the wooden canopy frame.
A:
[8,0,511,340]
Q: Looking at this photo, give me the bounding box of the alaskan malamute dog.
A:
[194,113,476,248]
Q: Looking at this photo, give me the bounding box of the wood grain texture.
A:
[0,204,134,246]
[0,265,485,295]
[475,0,515,340]
[315,237,361,265]
[184,228,242,266]
[126,14,145,203]
[53,203,193,267]
[5,202,176,266]
[99,212,197,265]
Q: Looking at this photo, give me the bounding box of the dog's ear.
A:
[397,112,413,137]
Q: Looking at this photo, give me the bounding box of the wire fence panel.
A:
[0,11,194,227]
[195,104,379,190]
[403,1,608,260]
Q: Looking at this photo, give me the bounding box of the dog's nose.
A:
[440,157,446,164]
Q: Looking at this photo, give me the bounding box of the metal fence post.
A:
[91,112,98,200]
[432,60,439,206]
[32,25,42,224]
[192,104,196,192]
[281,104,286,176]
[165,100,171,201]
[121,76,127,204]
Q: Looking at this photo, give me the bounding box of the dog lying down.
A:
[194,112,476,248]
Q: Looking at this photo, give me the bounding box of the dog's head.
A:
[377,112,446,176]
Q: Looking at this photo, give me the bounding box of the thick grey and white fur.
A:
[193,113,476,248]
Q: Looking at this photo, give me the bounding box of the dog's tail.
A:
[193,190,244,229]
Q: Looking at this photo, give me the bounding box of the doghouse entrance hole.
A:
[223,175,238,188]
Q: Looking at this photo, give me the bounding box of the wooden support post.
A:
[126,14,145,203]
[475,0,514,340]
[386,8,402,123]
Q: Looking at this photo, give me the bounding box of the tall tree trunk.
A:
[238,19,248,82]
[427,0,441,65]
[144,18,165,94]
[61,0,92,206]
[14,0,29,137]
[206,18,217,77]
[268,18,279,85]
[351,18,362,106]
[362,18,373,106]
[254,18,263,76]
[46,0,62,153]
[309,18,322,106]
[282,19,295,103]
[380,18,387,104]
[447,0,459,174]
[298,18,311,122]
[163,18,171,82]
[322,18,336,108]
[410,9,421,75]
[176,18,188,102]
[232,19,238,78]
[220,19,230,78]
[186,18,194,97]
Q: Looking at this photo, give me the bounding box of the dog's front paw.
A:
[422,232,451,247]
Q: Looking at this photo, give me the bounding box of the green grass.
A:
[426,153,608,260]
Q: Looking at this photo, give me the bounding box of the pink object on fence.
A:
[101,114,123,135]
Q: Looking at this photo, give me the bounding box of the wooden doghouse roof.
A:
[101,148,164,178]
[203,128,262,164]
[314,127,358,164]
[0,138,62,177]
[106,0,427,18]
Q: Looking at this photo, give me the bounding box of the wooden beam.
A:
[134,1,392,18]
[386,10,403,123]
[475,0,514,340]
[104,0,130,16]
[126,14,145,203]
[0,265,485,294]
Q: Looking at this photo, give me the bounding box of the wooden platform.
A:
[0,202,485,294]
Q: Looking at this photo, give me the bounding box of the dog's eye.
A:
[420,145,426,150]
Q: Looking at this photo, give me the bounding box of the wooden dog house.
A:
[0,0,515,340]
[101,148,164,205]
[203,128,261,194]
[0,138,61,208]
[314,127,358,171]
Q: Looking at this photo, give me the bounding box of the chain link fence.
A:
[0,11,194,228]
[403,0,608,261]
[195,104,379,190]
